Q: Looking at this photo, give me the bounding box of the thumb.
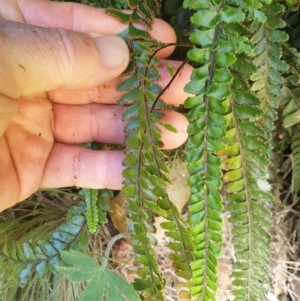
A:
[0,20,130,98]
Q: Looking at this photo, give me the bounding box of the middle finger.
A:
[52,104,189,150]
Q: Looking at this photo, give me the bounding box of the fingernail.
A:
[95,36,129,69]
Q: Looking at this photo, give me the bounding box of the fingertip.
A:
[95,36,130,71]
[159,111,189,149]
[158,60,194,105]
[41,144,125,190]
[151,18,176,58]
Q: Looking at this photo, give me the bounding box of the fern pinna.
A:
[183,0,286,300]
[107,1,194,300]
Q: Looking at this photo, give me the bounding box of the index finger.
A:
[3,0,176,58]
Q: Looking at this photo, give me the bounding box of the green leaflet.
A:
[105,9,131,24]
[58,250,141,301]
[220,5,245,24]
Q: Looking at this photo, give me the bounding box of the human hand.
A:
[0,0,192,212]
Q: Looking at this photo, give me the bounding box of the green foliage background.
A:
[1,0,300,301]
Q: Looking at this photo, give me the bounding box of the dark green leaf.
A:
[106,9,131,24]
[118,75,139,91]
[191,10,220,27]
[215,52,236,68]
[188,47,210,63]
[128,24,151,40]
[118,88,139,105]
[190,29,215,46]
[220,5,245,23]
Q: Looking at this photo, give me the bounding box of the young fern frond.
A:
[85,188,99,234]
[84,188,111,234]
[107,1,194,299]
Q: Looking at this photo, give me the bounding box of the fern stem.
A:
[102,233,131,269]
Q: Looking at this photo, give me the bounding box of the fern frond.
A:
[182,0,258,299]
[0,203,86,300]
[107,2,194,299]
[220,3,288,300]
[223,88,272,301]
